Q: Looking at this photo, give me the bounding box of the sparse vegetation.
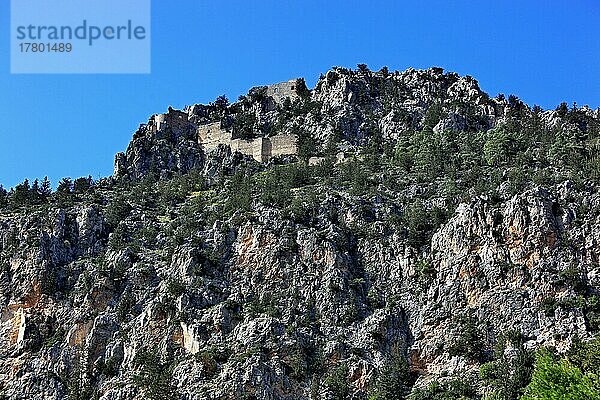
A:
[448,314,486,362]
[369,349,413,399]
[133,347,179,400]
[324,364,350,400]
[479,330,534,399]
[409,379,478,400]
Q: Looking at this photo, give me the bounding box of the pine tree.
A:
[31,179,41,204]
[556,102,569,118]
[11,179,31,207]
[57,178,72,193]
[370,351,412,399]
[56,178,73,204]
[0,185,7,208]
[73,176,93,194]
[294,78,311,98]
[357,63,370,74]
[213,95,229,112]
[40,176,52,198]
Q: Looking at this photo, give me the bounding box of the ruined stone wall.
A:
[197,122,297,162]
[230,138,255,155]
[266,80,299,105]
[231,138,269,162]
[269,134,298,157]
[197,122,232,150]
[152,109,190,132]
[256,138,270,162]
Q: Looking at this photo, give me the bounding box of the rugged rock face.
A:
[114,108,205,181]
[313,67,498,143]
[1,66,599,399]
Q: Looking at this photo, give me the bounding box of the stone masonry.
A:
[195,80,300,162]
[197,121,298,163]
[141,81,300,163]
[266,79,300,105]
[149,107,190,133]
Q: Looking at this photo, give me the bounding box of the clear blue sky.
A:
[1,1,599,189]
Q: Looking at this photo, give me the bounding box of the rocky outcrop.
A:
[114,108,204,181]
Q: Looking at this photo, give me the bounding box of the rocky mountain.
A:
[0,66,599,400]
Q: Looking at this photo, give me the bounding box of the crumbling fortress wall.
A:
[136,81,301,164]
[149,107,190,133]
[231,137,268,162]
[197,122,231,148]
[193,81,300,162]
[266,79,300,105]
[197,122,298,163]
[268,134,298,158]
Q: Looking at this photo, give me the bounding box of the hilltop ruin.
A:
[197,122,297,163]
[158,80,300,163]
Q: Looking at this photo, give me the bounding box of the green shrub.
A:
[105,195,132,228]
[67,349,94,400]
[540,296,560,317]
[405,201,433,248]
[567,335,600,375]
[195,346,230,377]
[415,259,436,279]
[521,349,600,400]
[73,176,94,194]
[483,128,514,167]
[0,185,7,208]
[479,330,534,399]
[116,291,135,322]
[166,279,186,298]
[232,111,257,139]
[586,295,600,332]
[285,190,319,223]
[448,314,486,362]
[246,296,281,318]
[324,364,350,400]
[557,265,588,294]
[256,163,312,208]
[133,347,179,400]
[225,171,253,213]
[369,352,412,399]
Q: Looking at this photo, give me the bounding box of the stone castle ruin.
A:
[145,107,194,136]
[266,79,300,105]
[197,122,297,163]
[147,81,301,163]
